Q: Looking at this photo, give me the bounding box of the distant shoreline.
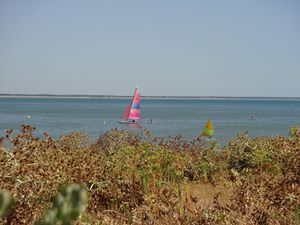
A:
[0,94,299,101]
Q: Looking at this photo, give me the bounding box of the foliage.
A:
[34,184,87,225]
[0,124,299,224]
[290,126,300,139]
[0,189,15,218]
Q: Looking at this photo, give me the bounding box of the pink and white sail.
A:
[123,88,141,121]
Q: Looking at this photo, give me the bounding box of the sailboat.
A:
[119,87,141,124]
[200,119,214,138]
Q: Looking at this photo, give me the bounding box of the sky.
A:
[0,1,300,97]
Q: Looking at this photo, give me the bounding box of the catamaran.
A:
[200,119,214,138]
[119,87,141,124]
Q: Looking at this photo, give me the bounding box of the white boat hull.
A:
[118,120,139,124]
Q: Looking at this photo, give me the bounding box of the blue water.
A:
[0,97,300,144]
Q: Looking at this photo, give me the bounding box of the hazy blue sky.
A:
[1,1,299,97]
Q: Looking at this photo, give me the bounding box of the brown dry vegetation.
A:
[0,125,299,224]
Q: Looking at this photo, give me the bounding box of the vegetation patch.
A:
[0,125,299,224]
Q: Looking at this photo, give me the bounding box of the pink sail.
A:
[128,88,141,121]
[120,87,141,123]
[123,104,131,120]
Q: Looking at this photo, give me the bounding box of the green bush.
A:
[34,184,87,225]
[0,189,15,218]
[290,127,300,139]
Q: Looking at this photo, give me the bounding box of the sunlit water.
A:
[1,97,300,145]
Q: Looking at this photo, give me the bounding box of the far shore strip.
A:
[1,95,299,101]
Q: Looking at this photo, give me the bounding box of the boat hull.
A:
[118,120,139,124]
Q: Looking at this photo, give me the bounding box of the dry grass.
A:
[0,125,299,224]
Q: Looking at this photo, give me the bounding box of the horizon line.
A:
[0,93,300,100]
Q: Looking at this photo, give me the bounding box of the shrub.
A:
[34,184,87,225]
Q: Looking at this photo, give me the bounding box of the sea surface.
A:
[0,97,300,145]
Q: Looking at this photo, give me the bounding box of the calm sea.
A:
[0,97,300,144]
